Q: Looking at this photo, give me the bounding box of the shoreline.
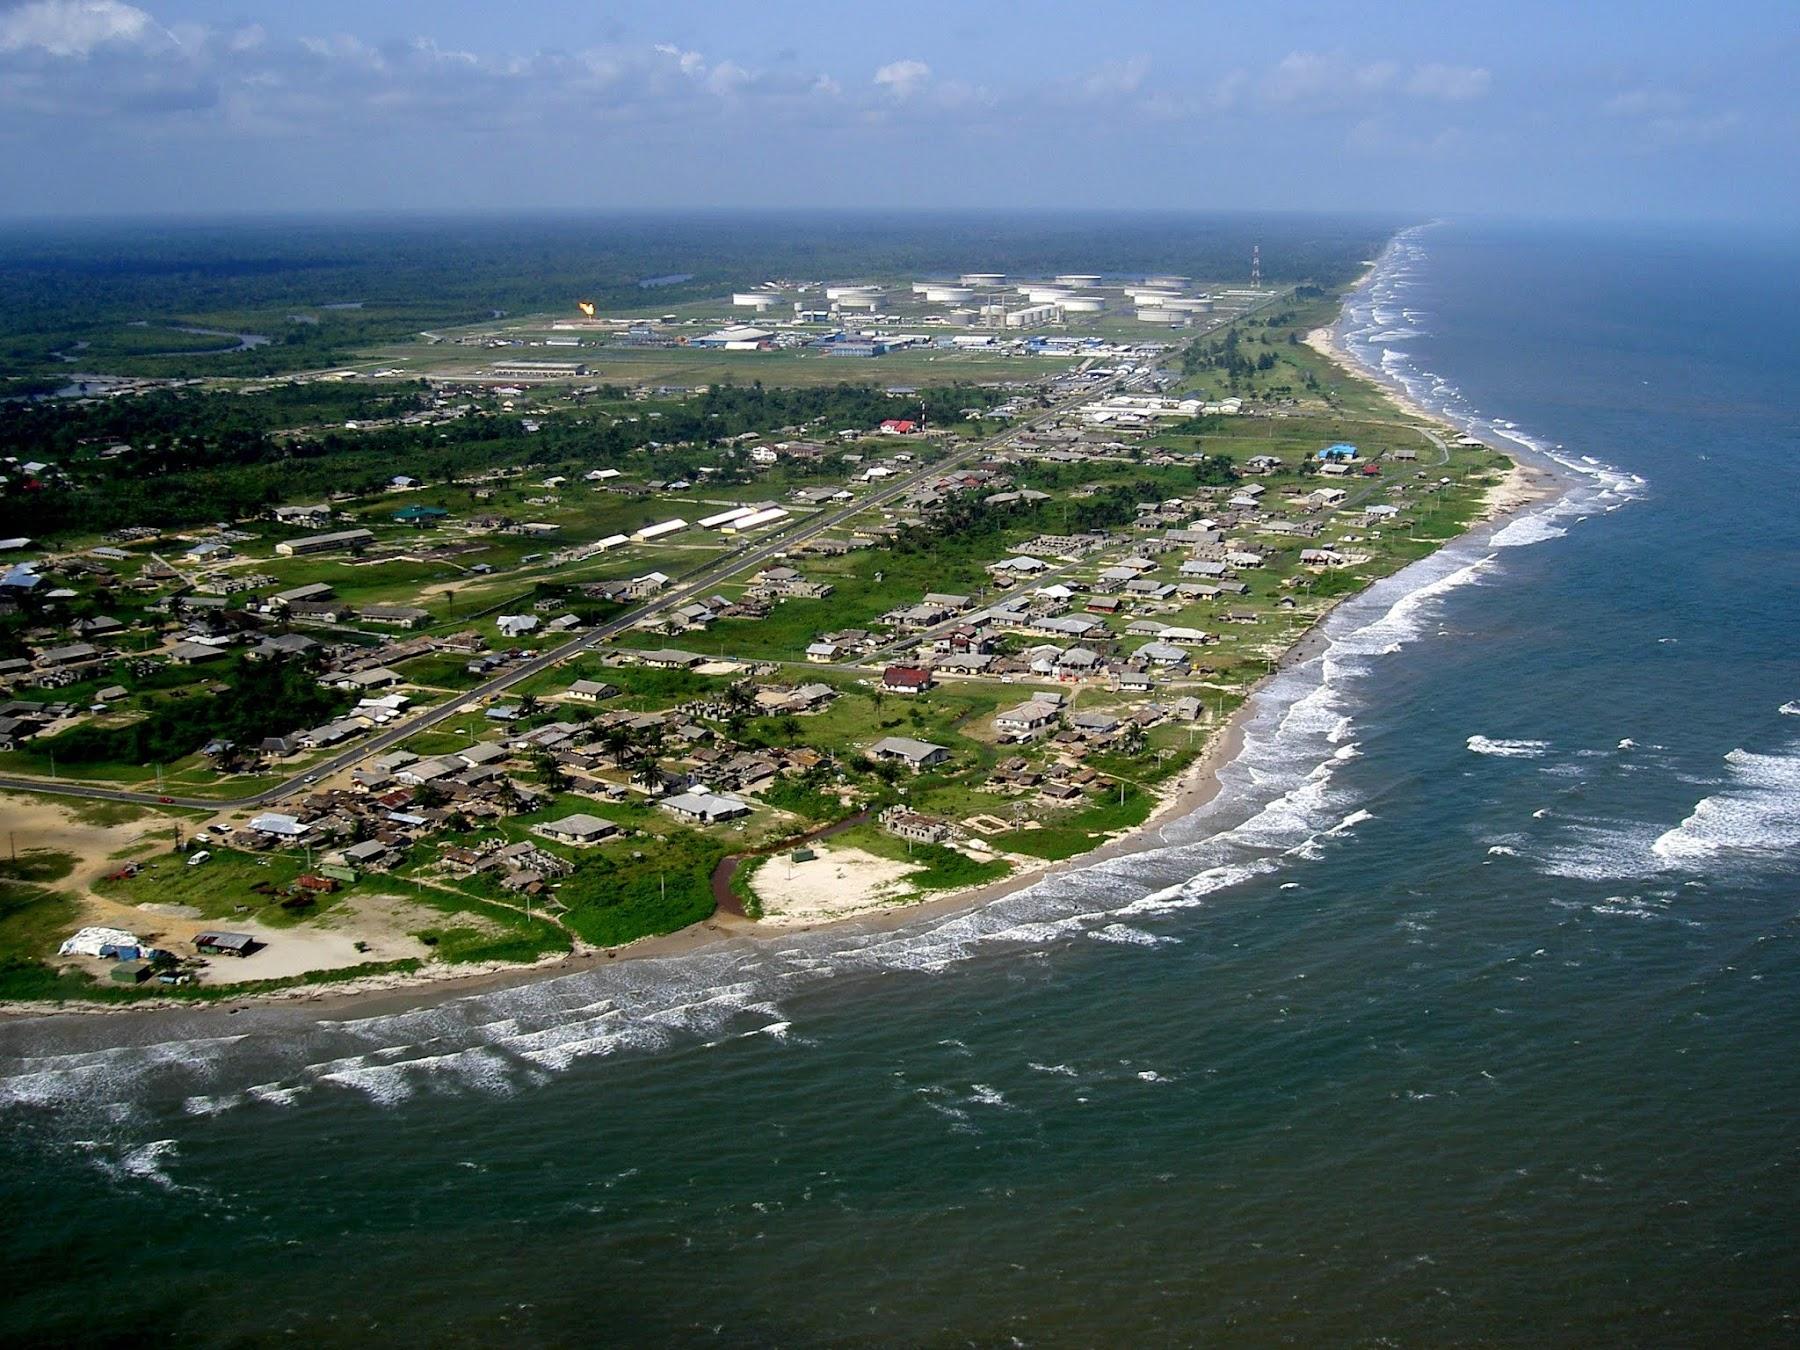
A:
[0,255,1570,1025]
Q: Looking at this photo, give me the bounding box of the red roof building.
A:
[879,419,917,435]
[882,664,933,693]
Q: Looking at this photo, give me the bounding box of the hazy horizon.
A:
[0,0,1792,224]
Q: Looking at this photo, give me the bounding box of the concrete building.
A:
[867,736,950,772]
[275,529,375,557]
[489,361,589,379]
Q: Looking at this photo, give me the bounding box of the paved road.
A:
[0,372,1147,814]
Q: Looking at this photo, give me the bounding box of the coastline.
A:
[1,254,1568,1025]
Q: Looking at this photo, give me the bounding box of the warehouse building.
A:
[275,529,375,557]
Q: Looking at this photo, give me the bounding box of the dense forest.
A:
[0,212,1397,378]
[25,655,348,766]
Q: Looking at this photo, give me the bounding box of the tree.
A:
[629,748,663,793]
[531,750,568,793]
[602,725,633,766]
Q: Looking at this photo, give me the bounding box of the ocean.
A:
[4,220,1798,1345]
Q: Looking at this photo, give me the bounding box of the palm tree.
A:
[629,749,663,794]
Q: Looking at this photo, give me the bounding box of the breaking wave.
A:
[1467,736,1550,759]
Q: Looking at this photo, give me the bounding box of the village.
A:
[0,279,1513,1000]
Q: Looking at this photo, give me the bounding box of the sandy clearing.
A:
[0,790,182,905]
[752,845,922,925]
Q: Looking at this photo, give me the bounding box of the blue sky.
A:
[0,0,1792,221]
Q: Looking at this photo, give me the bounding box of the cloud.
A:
[1080,55,1150,99]
[1602,87,1741,145]
[0,0,157,56]
[1406,63,1490,102]
[1263,51,1398,107]
[653,41,705,77]
[1603,88,1685,118]
[873,58,931,98]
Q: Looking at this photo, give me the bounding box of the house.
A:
[398,755,465,785]
[35,642,102,668]
[335,839,398,870]
[497,614,540,639]
[252,633,318,660]
[639,648,705,670]
[247,811,310,838]
[882,665,933,695]
[1180,559,1229,578]
[867,736,951,772]
[456,742,509,767]
[194,931,257,958]
[995,700,1061,737]
[270,582,334,608]
[660,789,751,824]
[1124,579,1174,600]
[1301,548,1350,567]
[566,679,617,703]
[1054,646,1105,678]
[1137,641,1191,668]
[1034,615,1105,640]
[327,666,402,691]
[298,717,364,749]
[991,555,1051,576]
[275,528,375,557]
[358,604,430,629]
[805,641,841,663]
[535,813,622,845]
[880,807,956,844]
[934,652,994,675]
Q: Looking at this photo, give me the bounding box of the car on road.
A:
[186,850,212,867]
[158,796,174,803]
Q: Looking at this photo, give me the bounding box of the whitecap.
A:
[1467,735,1550,758]
[1651,742,1800,865]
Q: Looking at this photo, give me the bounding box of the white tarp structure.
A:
[58,926,143,958]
